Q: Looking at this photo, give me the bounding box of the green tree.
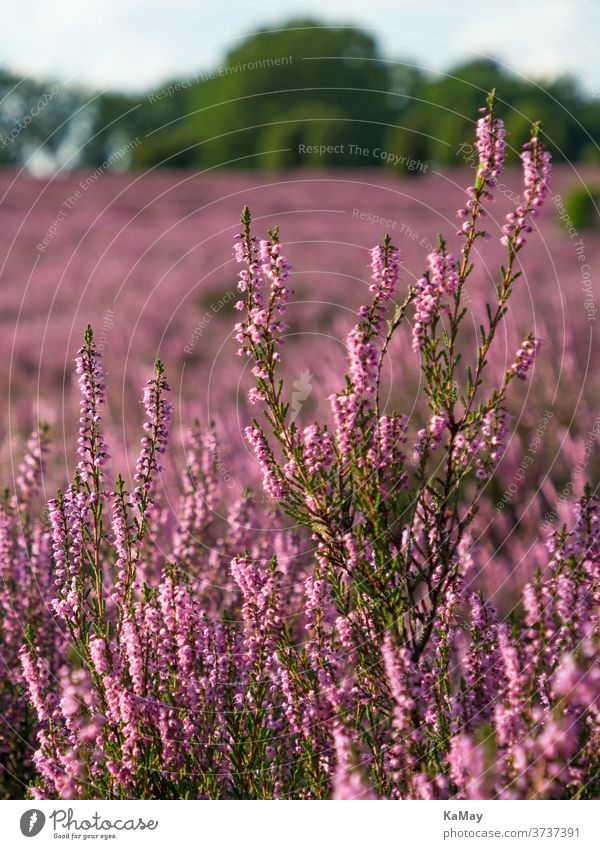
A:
[132,19,398,169]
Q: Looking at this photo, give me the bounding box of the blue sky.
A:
[2,0,599,95]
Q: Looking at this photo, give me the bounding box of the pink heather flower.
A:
[494,623,526,748]
[19,646,50,722]
[346,324,379,395]
[382,637,414,732]
[501,134,551,247]
[474,112,506,186]
[345,239,401,393]
[429,248,458,298]
[368,414,409,490]
[412,248,458,352]
[510,337,541,381]
[303,566,331,630]
[381,636,418,795]
[457,105,506,224]
[521,143,551,209]
[234,219,291,375]
[233,226,263,297]
[122,616,144,696]
[259,238,292,335]
[552,654,600,716]
[259,237,291,285]
[75,326,110,483]
[461,594,501,728]
[327,243,402,469]
[244,425,285,501]
[231,554,283,674]
[488,410,511,466]
[48,485,89,629]
[341,532,362,573]
[302,424,334,473]
[133,361,172,511]
[375,414,407,463]
[332,725,377,800]
[247,387,266,405]
[108,483,137,604]
[15,423,49,506]
[233,240,245,264]
[369,243,400,304]
[58,690,80,721]
[235,216,292,406]
[448,734,488,800]
[329,390,361,466]
[522,581,542,628]
[89,636,110,676]
[234,229,264,351]
[413,412,448,462]
[173,424,219,561]
[335,613,355,653]
[412,275,436,352]
[464,408,512,480]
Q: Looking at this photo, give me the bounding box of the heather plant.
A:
[0,422,58,797]
[4,95,599,800]
[234,93,548,661]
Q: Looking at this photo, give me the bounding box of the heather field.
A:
[1,164,597,465]
[1,166,597,531]
[1,114,599,801]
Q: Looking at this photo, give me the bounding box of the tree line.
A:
[2,20,599,173]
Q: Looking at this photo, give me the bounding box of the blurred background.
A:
[0,2,598,572]
[2,4,600,173]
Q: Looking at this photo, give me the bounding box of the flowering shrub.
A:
[1,94,598,800]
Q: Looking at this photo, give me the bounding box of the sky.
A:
[1,0,599,95]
